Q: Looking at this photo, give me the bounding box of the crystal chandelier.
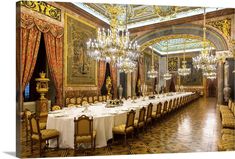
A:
[86,5,140,73]
[178,39,191,76]
[192,8,217,79]
[147,47,158,78]
[163,41,172,80]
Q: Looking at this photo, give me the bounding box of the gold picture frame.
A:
[64,13,97,87]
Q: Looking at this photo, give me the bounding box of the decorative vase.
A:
[35,71,50,100]
[118,85,123,100]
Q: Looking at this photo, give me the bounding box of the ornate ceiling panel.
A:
[73,3,223,29]
[153,38,214,54]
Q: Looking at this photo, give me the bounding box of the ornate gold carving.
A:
[106,76,112,96]
[207,18,231,37]
[168,57,178,72]
[140,34,214,51]
[20,1,61,21]
[153,6,178,18]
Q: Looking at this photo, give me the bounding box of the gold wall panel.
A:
[64,13,97,87]
[168,57,178,72]
[207,18,231,37]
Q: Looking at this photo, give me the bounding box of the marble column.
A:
[223,60,231,102]
[217,61,224,104]
[131,70,137,97]
[126,72,132,97]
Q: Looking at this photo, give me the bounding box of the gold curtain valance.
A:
[20,13,63,38]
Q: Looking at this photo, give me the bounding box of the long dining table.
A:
[47,92,193,149]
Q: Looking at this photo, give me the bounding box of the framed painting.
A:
[64,13,97,86]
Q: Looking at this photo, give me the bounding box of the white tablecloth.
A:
[47,92,193,148]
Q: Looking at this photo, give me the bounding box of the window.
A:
[24,83,30,100]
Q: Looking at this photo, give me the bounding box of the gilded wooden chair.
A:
[74,115,96,154]
[154,102,163,119]
[112,109,136,144]
[24,109,46,145]
[76,97,82,105]
[29,113,59,157]
[82,100,89,106]
[106,95,111,100]
[82,97,88,102]
[93,96,98,103]
[51,105,61,111]
[88,96,93,104]
[162,101,168,116]
[70,98,76,105]
[134,107,146,135]
[167,99,172,113]
[145,103,153,131]
[65,98,70,106]
[98,95,103,102]
[102,95,107,102]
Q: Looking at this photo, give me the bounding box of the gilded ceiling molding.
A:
[140,34,214,52]
[20,1,61,21]
[207,18,231,38]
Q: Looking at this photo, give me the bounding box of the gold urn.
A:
[35,72,50,100]
[106,76,112,96]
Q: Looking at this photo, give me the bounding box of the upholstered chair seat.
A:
[32,129,59,140]
[134,120,145,128]
[112,124,134,134]
[76,131,96,143]
[221,128,235,135]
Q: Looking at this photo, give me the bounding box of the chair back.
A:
[93,96,98,102]
[24,109,32,130]
[82,101,89,106]
[88,97,93,103]
[70,98,76,104]
[29,113,41,137]
[163,101,168,111]
[51,105,61,111]
[138,107,146,123]
[156,102,162,114]
[168,99,172,110]
[76,97,82,105]
[74,115,93,136]
[65,98,70,106]
[82,97,88,102]
[146,103,153,119]
[98,96,103,102]
[125,109,136,128]
[102,95,107,101]
[107,95,111,100]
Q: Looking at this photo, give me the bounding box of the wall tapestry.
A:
[180,58,203,86]
[168,57,178,71]
[64,13,97,86]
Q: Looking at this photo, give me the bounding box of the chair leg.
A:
[74,144,76,156]
[57,137,59,150]
[124,134,127,145]
[39,141,42,157]
[30,140,33,153]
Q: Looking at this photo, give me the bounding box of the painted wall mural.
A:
[180,58,203,86]
[64,13,97,86]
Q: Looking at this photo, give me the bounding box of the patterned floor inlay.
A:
[19,97,222,157]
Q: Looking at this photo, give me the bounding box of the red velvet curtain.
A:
[19,13,64,107]
[20,14,41,107]
[98,61,106,95]
[110,63,117,98]
[44,32,63,105]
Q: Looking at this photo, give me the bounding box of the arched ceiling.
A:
[136,23,229,54]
